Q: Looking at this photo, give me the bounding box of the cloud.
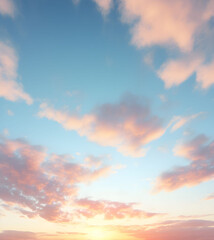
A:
[117,0,214,89]
[158,55,203,88]
[0,42,33,104]
[205,193,214,200]
[196,60,214,89]
[38,95,165,157]
[158,56,214,89]
[75,198,160,220]
[0,231,85,240]
[118,0,212,52]
[154,134,214,192]
[115,219,214,240]
[92,0,113,15]
[0,138,114,222]
[0,231,39,240]
[170,112,204,132]
[0,0,15,17]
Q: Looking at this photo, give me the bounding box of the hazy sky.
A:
[0,0,214,239]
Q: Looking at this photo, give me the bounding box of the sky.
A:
[0,0,214,239]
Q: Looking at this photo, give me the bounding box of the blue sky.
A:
[0,1,214,240]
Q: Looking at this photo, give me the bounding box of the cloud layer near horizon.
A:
[114,219,214,240]
[1,219,214,240]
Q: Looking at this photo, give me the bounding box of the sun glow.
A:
[86,227,119,240]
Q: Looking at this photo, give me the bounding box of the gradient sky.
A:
[0,0,214,239]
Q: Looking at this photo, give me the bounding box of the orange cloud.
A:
[38,95,165,157]
[154,134,214,192]
[0,42,33,104]
[0,0,15,17]
[75,198,160,220]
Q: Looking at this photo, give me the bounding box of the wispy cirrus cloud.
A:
[0,42,33,104]
[38,95,166,158]
[170,112,204,132]
[0,0,15,17]
[154,134,214,192]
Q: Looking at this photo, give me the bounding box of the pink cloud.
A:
[170,112,204,132]
[158,56,214,89]
[38,95,165,158]
[119,0,211,52]
[158,55,203,88]
[0,230,86,240]
[0,138,114,222]
[75,198,160,220]
[117,0,214,89]
[0,42,33,104]
[0,0,15,17]
[205,193,214,200]
[115,219,214,240]
[196,60,214,89]
[0,231,39,240]
[93,0,113,15]
[154,134,214,192]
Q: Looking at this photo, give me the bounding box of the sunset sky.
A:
[0,0,214,239]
